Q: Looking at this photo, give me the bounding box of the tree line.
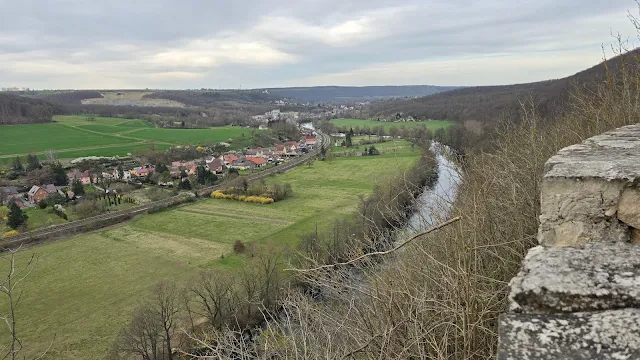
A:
[0,93,63,124]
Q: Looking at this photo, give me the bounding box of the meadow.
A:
[1,139,422,359]
[330,118,455,132]
[0,115,255,164]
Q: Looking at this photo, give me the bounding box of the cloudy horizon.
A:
[0,0,638,90]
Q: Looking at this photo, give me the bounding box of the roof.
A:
[27,185,41,196]
[43,184,57,193]
[234,161,254,167]
[246,156,267,165]
[0,186,18,195]
[224,154,239,162]
[207,159,223,171]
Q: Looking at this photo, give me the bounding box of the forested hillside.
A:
[0,93,63,125]
[369,49,640,123]
[143,90,281,107]
[39,90,103,105]
[265,85,459,103]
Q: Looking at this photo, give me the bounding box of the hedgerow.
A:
[211,190,274,204]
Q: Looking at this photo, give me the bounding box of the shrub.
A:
[211,190,274,204]
[233,240,246,253]
[2,230,19,239]
[74,200,105,219]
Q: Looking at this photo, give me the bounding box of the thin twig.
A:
[287,216,461,272]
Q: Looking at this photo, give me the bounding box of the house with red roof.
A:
[223,153,239,165]
[27,184,58,203]
[130,166,156,177]
[246,156,267,168]
[304,136,317,149]
[67,170,95,185]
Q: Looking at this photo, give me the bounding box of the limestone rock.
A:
[538,124,640,245]
[498,310,640,360]
[618,187,640,229]
[509,243,640,313]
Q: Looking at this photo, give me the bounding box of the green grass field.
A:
[128,127,247,144]
[0,116,259,164]
[330,118,455,132]
[0,123,134,156]
[1,141,421,359]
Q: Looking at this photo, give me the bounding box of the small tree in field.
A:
[233,240,246,254]
[6,203,27,230]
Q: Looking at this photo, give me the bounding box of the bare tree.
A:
[150,280,180,360]
[112,280,181,360]
[0,249,52,360]
[44,150,57,165]
[189,272,233,329]
[111,306,163,360]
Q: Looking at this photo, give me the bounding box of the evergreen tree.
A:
[117,164,125,180]
[51,162,68,186]
[155,163,169,174]
[11,156,23,172]
[345,132,353,148]
[196,165,218,185]
[71,178,85,195]
[26,154,41,171]
[6,203,28,229]
[179,178,192,190]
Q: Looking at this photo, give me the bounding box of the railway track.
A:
[3,132,330,248]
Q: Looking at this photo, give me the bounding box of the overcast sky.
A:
[0,0,637,89]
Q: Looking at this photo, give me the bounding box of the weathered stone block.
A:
[539,124,640,246]
[498,310,640,360]
[618,187,640,230]
[509,243,640,313]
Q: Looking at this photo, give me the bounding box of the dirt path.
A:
[117,128,147,135]
[62,123,172,145]
[0,142,155,159]
[178,208,294,225]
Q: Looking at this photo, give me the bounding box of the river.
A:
[402,142,461,236]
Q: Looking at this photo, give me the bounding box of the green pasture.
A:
[0,116,258,163]
[330,118,455,132]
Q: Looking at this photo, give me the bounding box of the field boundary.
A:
[1,132,329,251]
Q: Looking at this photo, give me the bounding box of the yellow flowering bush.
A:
[2,230,19,239]
[211,191,274,204]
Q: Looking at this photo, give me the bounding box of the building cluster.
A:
[252,110,300,123]
[0,133,319,209]
[202,134,317,172]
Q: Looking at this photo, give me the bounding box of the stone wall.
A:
[498,124,640,359]
[538,124,640,246]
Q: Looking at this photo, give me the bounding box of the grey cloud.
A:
[0,0,636,89]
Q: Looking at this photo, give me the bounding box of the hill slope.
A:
[369,50,640,123]
[265,85,459,103]
[0,93,63,125]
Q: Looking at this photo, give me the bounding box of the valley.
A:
[0,139,422,359]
